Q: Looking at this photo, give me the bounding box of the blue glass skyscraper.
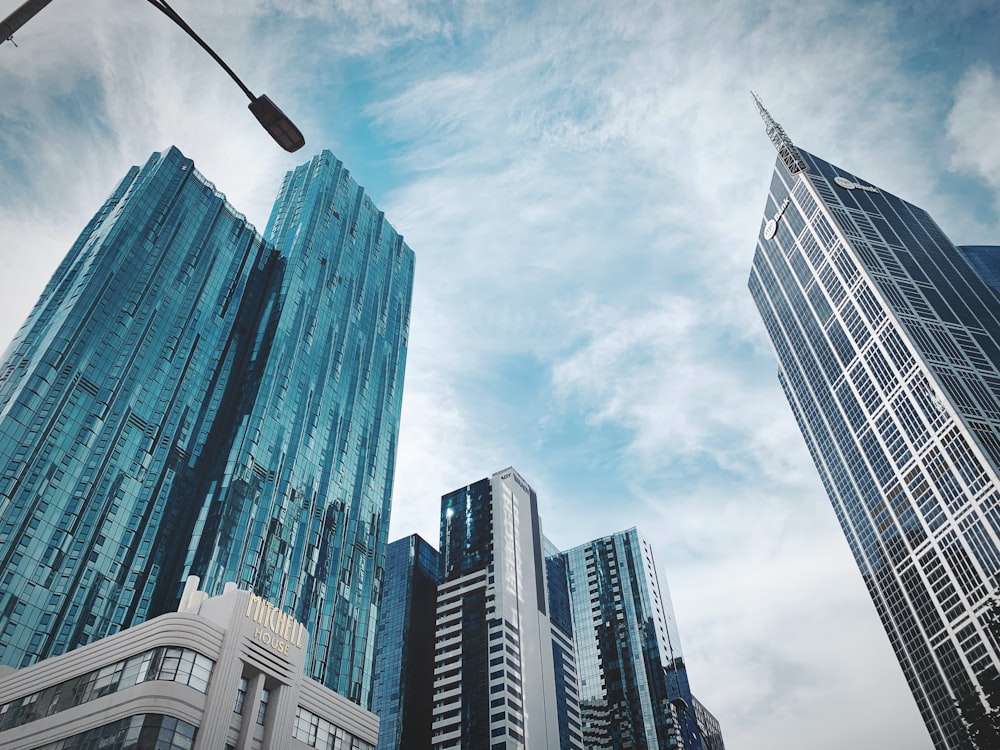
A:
[0,146,414,708]
[185,150,414,705]
[0,147,274,668]
[371,534,439,750]
[748,97,1000,749]
[692,697,725,750]
[559,527,717,750]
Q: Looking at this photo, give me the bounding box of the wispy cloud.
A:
[947,64,1000,200]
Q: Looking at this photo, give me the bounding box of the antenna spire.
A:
[752,91,808,175]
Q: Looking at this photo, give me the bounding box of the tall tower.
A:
[433,468,583,750]
[559,527,718,750]
[0,147,275,669]
[0,146,414,708]
[748,99,1000,749]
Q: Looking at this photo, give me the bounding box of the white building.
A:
[432,467,583,750]
[0,579,378,749]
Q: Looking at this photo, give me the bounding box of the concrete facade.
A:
[0,580,377,749]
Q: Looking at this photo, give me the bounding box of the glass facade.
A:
[692,696,725,750]
[33,714,197,750]
[372,534,440,750]
[560,527,711,750]
[0,148,273,668]
[546,537,585,750]
[958,246,1000,296]
[749,111,1000,750]
[183,150,415,707]
[0,147,414,708]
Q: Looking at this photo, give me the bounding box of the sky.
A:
[2,0,1000,747]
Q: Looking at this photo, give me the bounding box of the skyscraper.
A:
[559,527,717,750]
[187,149,414,707]
[0,146,414,708]
[372,534,440,750]
[433,467,583,750]
[748,96,1000,749]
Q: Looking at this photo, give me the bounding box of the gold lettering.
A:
[282,613,296,641]
[245,594,305,650]
[254,627,291,654]
[246,594,264,622]
[268,605,282,631]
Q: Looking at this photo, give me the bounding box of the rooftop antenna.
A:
[752,91,808,175]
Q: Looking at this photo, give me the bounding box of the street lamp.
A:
[1,0,305,152]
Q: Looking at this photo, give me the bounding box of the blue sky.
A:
[2,0,1000,747]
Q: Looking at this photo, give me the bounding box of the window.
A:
[31,714,197,750]
[257,687,270,726]
[0,647,214,732]
[292,707,375,750]
[234,677,248,715]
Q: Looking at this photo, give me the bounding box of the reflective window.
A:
[31,713,196,750]
[292,706,374,750]
[0,647,213,731]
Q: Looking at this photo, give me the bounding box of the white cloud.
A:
[947,65,1000,197]
[550,294,810,483]
[672,528,930,749]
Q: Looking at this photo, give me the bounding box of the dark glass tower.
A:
[560,527,715,750]
[0,146,414,708]
[748,97,1000,749]
[692,696,725,750]
[371,534,439,750]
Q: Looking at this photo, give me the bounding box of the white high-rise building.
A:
[432,468,583,750]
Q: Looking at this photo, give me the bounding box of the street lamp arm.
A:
[1,0,53,44]
[143,0,254,101]
[1,0,304,152]
[144,0,304,151]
